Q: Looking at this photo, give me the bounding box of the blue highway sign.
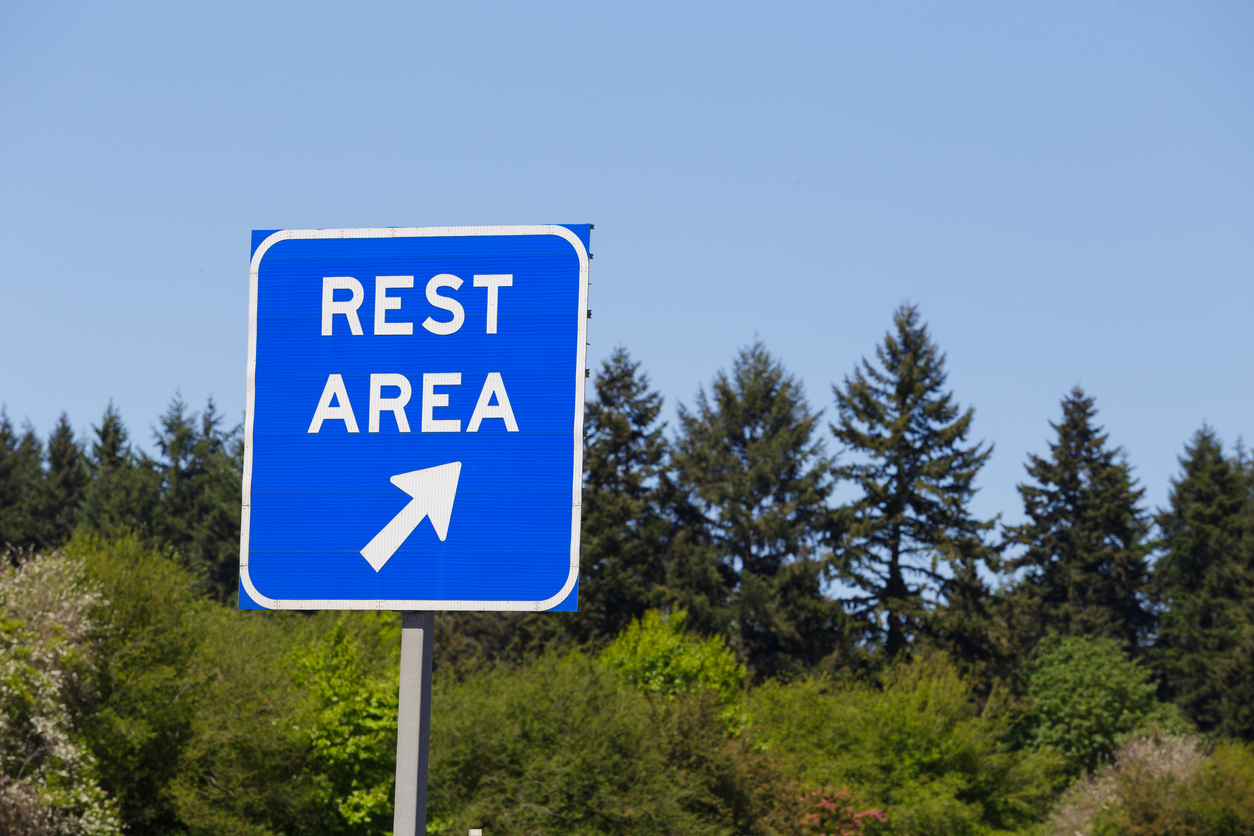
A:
[239,226,590,610]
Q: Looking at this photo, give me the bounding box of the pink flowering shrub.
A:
[799,785,886,836]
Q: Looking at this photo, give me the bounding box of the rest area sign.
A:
[239,225,590,611]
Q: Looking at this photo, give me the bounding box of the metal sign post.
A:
[394,612,434,836]
[239,225,591,832]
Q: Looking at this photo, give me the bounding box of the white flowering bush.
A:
[1042,733,1254,835]
[0,552,120,835]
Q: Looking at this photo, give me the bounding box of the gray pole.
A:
[393,611,434,836]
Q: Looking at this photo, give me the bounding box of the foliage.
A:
[1025,635,1188,776]
[67,533,401,836]
[7,315,1254,834]
[599,609,745,725]
[0,397,243,602]
[165,603,398,836]
[1152,427,1254,739]
[33,415,91,551]
[292,618,398,833]
[147,396,243,601]
[0,411,51,552]
[798,787,885,835]
[0,551,121,835]
[77,404,157,540]
[1043,734,1254,836]
[69,532,213,833]
[578,347,672,642]
[428,651,804,836]
[749,656,1064,835]
[830,304,997,660]
[674,341,845,678]
[428,350,673,673]
[1005,388,1154,652]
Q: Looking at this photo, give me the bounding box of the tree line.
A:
[3,303,1253,740]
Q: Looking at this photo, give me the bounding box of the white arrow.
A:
[360,462,462,572]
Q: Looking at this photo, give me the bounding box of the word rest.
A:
[322,274,513,336]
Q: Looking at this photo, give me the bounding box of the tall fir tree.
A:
[927,534,1008,686]
[34,413,90,548]
[0,411,44,552]
[1152,427,1254,737]
[150,396,243,601]
[434,350,674,669]
[577,348,671,642]
[831,304,996,659]
[1006,387,1153,652]
[674,342,846,678]
[79,403,158,537]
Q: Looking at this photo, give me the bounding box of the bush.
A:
[748,657,1063,835]
[1043,734,1254,836]
[67,532,402,836]
[599,608,747,731]
[429,651,802,836]
[291,618,399,834]
[798,787,885,835]
[1026,636,1190,776]
[599,609,744,703]
[0,550,121,835]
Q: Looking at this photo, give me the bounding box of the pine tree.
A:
[831,304,996,659]
[150,396,243,600]
[659,488,732,640]
[927,534,1008,686]
[577,348,671,641]
[1153,427,1254,735]
[0,411,44,552]
[1006,387,1153,651]
[674,342,845,678]
[435,351,674,668]
[34,413,90,548]
[79,403,157,537]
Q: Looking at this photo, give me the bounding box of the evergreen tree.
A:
[1152,427,1254,736]
[927,534,1008,685]
[577,348,670,642]
[79,403,157,537]
[435,351,677,669]
[150,396,243,601]
[1006,387,1153,651]
[658,492,733,641]
[0,411,43,552]
[674,342,845,678]
[831,304,996,659]
[1217,622,1254,741]
[33,413,90,548]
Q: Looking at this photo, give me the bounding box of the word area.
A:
[308,372,518,434]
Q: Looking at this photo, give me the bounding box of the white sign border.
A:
[239,225,589,611]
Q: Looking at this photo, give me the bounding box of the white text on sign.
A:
[321,274,513,336]
[307,372,518,434]
[310,274,520,434]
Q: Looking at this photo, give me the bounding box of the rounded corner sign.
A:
[239,225,590,611]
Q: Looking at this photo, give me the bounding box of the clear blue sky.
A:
[2,1,1250,528]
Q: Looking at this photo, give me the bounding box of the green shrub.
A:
[428,651,802,836]
[748,657,1063,835]
[291,618,399,834]
[598,609,745,705]
[1175,741,1254,834]
[68,532,402,836]
[1026,636,1190,776]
